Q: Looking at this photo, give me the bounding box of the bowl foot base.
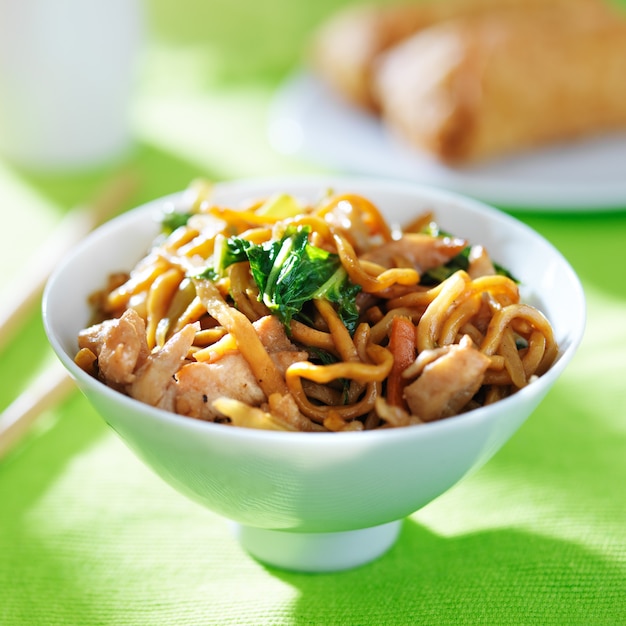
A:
[232,519,402,572]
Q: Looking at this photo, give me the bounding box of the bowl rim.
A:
[42,174,587,445]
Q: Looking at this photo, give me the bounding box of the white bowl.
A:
[43,177,585,572]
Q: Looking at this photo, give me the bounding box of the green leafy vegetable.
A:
[161,210,194,234]
[195,266,219,282]
[213,234,252,272]
[493,261,518,283]
[420,246,519,285]
[199,225,362,334]
[420,222,518,285]
[247,225,361,333]
[420,248,471,285]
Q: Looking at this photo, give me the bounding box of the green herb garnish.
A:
[161,210,193,234]
[199,225,361,334]
[420,248,471,285]
[420,246,519,285]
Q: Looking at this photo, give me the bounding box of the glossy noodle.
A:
[75,181,558,432]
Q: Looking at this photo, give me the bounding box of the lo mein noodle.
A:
[75,182,558,432]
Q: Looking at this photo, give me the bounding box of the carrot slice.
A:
[387,316,417,409]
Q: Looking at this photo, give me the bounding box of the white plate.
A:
[268,72,626,211]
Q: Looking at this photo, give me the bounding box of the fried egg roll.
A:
[373,1,626,163]
[310,0,578,110]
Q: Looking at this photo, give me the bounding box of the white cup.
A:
[0,0,144,171]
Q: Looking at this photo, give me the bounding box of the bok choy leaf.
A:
[198,225,361,334]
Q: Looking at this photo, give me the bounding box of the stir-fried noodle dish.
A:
[76,182,558,432]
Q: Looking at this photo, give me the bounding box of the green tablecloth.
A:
[1,1,625,624]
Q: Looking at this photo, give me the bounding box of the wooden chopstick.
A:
[0,171,138,352]
[0,360,76,460]
[0,172,139,460]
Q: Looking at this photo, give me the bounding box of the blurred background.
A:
[1,0,625,623]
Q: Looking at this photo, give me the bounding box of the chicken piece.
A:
[129,322,198,411]
[77,308,150,386]
[174,348,308,421]
[266,393,323,432]
[403,335,490,421]
[253,314,298,353]
[175,313,309,421]
[362,233,466,273]
[175,357,265,420]
[204,314,301,362]
[467,245,496,278]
